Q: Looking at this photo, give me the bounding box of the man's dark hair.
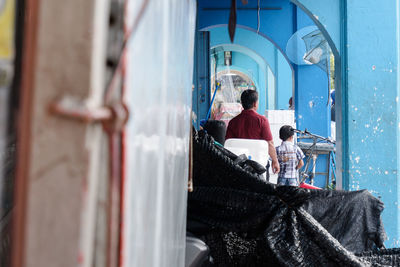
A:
[279,125,294,141]
[240,89,258,110]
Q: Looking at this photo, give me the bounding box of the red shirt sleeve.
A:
[260,117,273,142]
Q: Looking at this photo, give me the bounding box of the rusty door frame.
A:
[11,0,40,266]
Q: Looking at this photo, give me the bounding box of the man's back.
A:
[224,89,280,174]
[225,109,272,142]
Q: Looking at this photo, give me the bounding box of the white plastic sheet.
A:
[123,0,196,266]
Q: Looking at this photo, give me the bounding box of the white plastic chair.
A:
[224,138,270,181]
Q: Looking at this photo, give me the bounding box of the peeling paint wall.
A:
[344,0,400,247]
[24,0,110,266]
[291,0,400,249]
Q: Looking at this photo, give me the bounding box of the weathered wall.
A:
[287,0,400,249]
[23,0,110,266]
[343,0,400,247]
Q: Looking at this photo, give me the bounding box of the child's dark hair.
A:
[203,120,227,145]
[279,125,294,141]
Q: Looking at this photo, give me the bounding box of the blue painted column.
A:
[344,0,400,247]
[193,31,211,128]
[295,6,330,137]
[277,51,293,110]
[294,5,331,188]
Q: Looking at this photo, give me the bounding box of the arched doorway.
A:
[201,24,295,115]
[210,69,257,124]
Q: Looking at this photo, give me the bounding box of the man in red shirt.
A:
[225,89,280,174]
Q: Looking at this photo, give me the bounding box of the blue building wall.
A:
[297,0,400,248]
[196,0,400,249]
[292,3,331,188]
[295,5,330,137]
[192,31,210,128]
[198,0,294,51]
[343,0,400,247]
[267,67,276,110]
[198,0,296,115]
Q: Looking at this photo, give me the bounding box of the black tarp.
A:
[187,130,399,266]
[301,189,386,253]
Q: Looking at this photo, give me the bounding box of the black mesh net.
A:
[188,130,400,266]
